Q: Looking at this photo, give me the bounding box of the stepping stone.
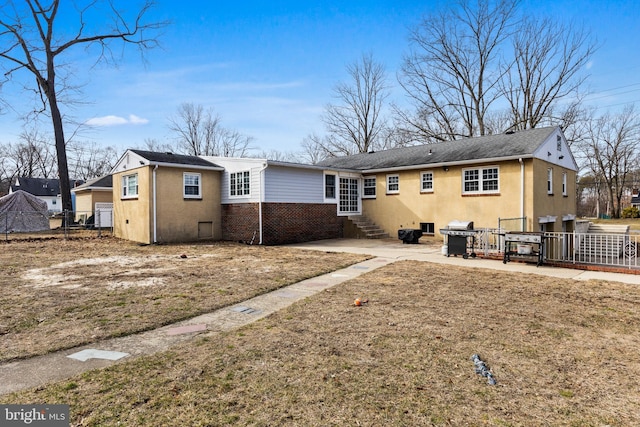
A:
[166,323,207,336]
[67,349,129,362]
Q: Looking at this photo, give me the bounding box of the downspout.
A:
[153,165,158,243]
[519,158,525,220]
[258,162,268,244]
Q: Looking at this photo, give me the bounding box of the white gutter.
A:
[519,158,525,218]
[153,165,158,243]
[258,162,268,244]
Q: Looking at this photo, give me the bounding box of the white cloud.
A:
[86,114,149,127]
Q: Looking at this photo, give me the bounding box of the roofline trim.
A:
[140,161,224,171]
[359,154,537,173]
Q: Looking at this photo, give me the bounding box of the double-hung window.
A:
[230,171,250,197]
[363,176,376,198]
[562,172,567,196]
[421,171,434,192]
[547,168,553,195]
[122,173,138,198]
[184,172,201,199]
[386,174,399,194]
[463,167,499,194]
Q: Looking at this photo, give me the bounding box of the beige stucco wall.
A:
[531,158,577,232]
[113,166,222,244]
[74,190,112,222]
[362,158,576,237]
[154,168,221,243]
[113,167,152,244]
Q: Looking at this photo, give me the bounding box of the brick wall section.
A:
[222,202,343,245]
[221,203,260,243]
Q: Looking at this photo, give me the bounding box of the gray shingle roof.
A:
[72,175,113,191]
[130,150,222,168]
[11,177,84,196]
[317,127,557,171]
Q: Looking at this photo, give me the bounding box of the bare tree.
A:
[579,106,640,218]
[0,0,165,216]
[321,53,389,155]
[66,140,117,180]
[141,137,173,153]
[168,102,254,157]
[396,0,595,143]
[500,16,596,131]
[299,132,332,163]
[397,0,518,142]
[1,129,55,178]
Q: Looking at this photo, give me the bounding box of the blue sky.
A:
[0,0,639,156]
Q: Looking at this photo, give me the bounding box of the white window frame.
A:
[421,171,434,193]
[462,166,499,194]
[547,168,553,195]
[183,172,202,199]
[324,173,336,200]
[386,174,399,194]
[121,173,138,199]
[363,176,376,198]
[338,176,360,215]
[230,170,251,197]
[562,172,567,196]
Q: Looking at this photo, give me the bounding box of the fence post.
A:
[97,209,101,238]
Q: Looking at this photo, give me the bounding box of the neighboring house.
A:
[316,126,577,236]
[112,126,577,245]
[71,175,113,225]
[10,177,83,213]
[200,157,347,245]
[111,150,224,244]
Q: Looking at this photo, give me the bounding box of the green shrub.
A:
[621,206,640,218]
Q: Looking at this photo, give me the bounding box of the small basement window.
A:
[420,222,435,235]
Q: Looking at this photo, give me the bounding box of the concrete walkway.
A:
[2,238,639,396]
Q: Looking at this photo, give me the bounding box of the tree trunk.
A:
[48,93,73,219]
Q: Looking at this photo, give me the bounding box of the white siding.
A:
[264,166,324,203]
[203,157,330,204]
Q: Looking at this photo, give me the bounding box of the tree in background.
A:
[500,16,595,132]
[168,102,254,157]
[0,0,165,216]
[315,53,389,156]
[66,141,117,181]
[396,0,595,143]
[397,0,517,142]
[578,106,640,218]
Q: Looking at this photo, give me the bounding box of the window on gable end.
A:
[122,173,138,199]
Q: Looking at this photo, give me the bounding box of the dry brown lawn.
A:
[3,238,640,426]
[0,237,369,362]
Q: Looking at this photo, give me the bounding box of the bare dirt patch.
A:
[5,260,640,426]
[0,237,369,362]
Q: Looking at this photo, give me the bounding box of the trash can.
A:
[398,229,422,244]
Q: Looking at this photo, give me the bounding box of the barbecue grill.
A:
[440,220,479,259]
[502,231,545,266]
